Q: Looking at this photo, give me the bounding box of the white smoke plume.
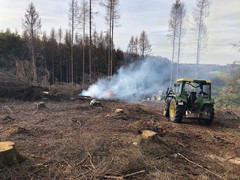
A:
[80,57,171,101]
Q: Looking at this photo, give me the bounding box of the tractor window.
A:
[196,84,211,96]
[175,83,182,94]
[184,82,197,93]
[202,84,210,95]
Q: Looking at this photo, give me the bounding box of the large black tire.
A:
[203,104,214,125]
[163,98,171,117]
[169,99,184,123]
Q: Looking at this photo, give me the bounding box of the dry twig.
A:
[87,151,96,170]
[177,153,224,179]
[103,170,145,180]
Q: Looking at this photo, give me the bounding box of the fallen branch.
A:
[86,151,95,170]
[83,145,96,170]
[103,176,123,180]
[103,170,145,180]
[123,170,145,178]
[207,130,215,139]
[177,153,223,179]
[76,155,89,166]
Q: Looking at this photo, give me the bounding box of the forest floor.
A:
[0,86,240,180]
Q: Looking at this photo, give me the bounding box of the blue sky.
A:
[0,0,239,65]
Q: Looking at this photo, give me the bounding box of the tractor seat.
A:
[198,91,209,98]
[188,92,197,106]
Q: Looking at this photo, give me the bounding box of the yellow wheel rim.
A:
[170,101,175,119]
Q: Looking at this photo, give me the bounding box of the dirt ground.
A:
[0,96,240,180]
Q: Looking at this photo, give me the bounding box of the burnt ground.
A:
[0,97,239,180]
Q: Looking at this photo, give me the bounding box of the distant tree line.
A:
[0,0,219,88]
[0,1,150,85]
[0,28,127,85]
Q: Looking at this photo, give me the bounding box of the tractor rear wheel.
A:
[169,99,184,123]
[203,105,214,125]
[163,99,171,117]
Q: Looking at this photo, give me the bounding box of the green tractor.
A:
[163,78,215,125]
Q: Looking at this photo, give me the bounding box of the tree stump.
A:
[115,108,124,113]
[0,141,25,167]
[35,102,46,110]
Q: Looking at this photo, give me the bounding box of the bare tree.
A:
[64,29,72,83]
[101,0,120,77]
[42,31,48,75]
[168,0,181,87]
[127,36,139,62]
[58,27,63,84]
[68,0,79,84]
[49,28,57,84]
[193,0,211,78]
[89,0,93,82]
[79,0,89,84]
[127,36,135,54]
[88,0,99,82]
[134,36,139,55]
[22,2,41,84]
[139,30,151,58]
[176,1,186,79]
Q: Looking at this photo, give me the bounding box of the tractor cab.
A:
[175,78,212,109]
[175,78,211,97]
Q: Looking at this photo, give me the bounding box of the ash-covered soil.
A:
[0,98,239,180]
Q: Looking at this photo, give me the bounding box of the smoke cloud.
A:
[80,57,171,102]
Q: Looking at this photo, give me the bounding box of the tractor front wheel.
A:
[169,99,184,123]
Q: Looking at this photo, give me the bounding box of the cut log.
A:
[0,141,25,167]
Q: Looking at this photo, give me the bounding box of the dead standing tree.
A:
[58,27,63,84]
[79,0,89,84]
[64,30,72,83]
[193,0,211,78]
[168,0,186,87]
[127,35,139,62]
[49,28,58,84]
[139,30,151,58]
[89,0,93,82]
[88,0,96,82]
[101,0,120,77]
[176,1,186,79]
[68,0,79,84]
[22,2,41,85]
